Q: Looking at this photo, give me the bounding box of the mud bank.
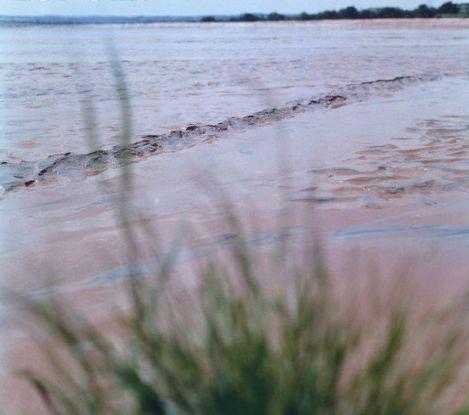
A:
[0,74,437,193]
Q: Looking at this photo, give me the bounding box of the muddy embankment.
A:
[0,75,438,194]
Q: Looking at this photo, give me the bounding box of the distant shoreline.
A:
[1,3,468,25]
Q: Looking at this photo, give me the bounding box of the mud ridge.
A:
[0,74,437,193]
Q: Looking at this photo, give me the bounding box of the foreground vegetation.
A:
[17,218,469,414]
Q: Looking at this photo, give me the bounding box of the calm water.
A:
[1,20,469,162]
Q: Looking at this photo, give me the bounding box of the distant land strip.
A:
[1,2,468,25]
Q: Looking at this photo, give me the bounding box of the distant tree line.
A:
[1,2,465,26]
[201,2,466,23]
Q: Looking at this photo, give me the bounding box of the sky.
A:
[0,0,463,16]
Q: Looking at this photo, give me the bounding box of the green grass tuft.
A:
[18,231,469,414]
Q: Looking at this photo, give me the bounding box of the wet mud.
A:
[291,113,469,208]
[0,75,436,193]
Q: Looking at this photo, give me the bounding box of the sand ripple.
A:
[301,115,468,208]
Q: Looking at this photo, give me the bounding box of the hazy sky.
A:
[1,0,461,16]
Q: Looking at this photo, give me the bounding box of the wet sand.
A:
[1,75,468,321]
[0,20,468,410]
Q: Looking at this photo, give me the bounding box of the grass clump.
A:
[17,228,469,415]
